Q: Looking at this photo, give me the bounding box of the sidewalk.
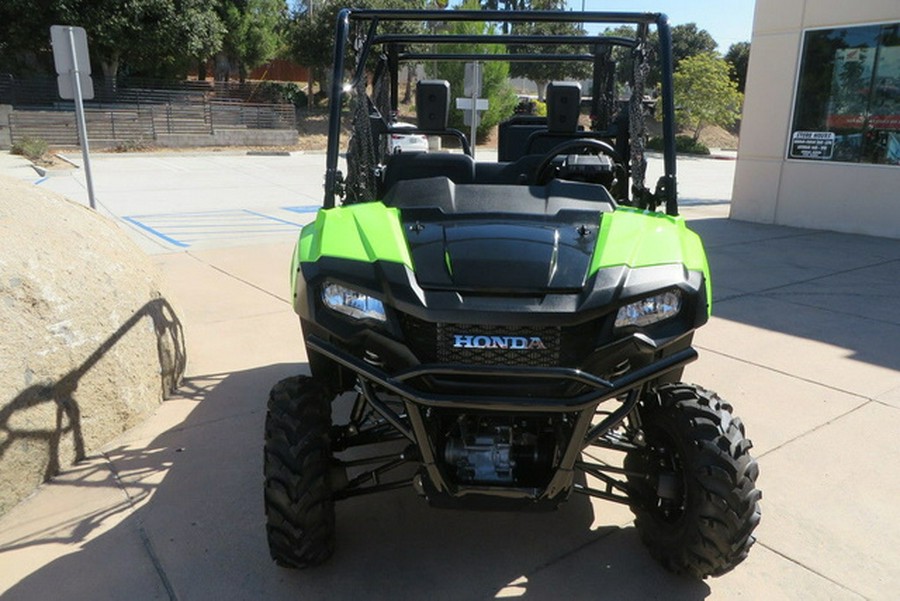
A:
[1,152,898,600]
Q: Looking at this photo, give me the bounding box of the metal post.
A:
[324,9,351,208]
[470,62,479,159]
[656,15,678,216]
[66,26,96,209]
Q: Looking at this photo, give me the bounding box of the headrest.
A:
[546,81,581,133]
[416,80,450,130]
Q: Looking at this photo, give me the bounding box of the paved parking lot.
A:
[1,149,898,600]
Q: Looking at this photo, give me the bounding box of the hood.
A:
[406,217,599,293]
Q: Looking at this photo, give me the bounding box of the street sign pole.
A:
[65,27,96,209]
[51,25,97,210]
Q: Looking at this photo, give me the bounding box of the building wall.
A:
[732,0,900,238]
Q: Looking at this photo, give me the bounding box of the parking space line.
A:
[121,216,190,248]
[122,208,309,250]
[242,209,306,227]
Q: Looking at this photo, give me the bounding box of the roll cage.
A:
[323,8,679,215]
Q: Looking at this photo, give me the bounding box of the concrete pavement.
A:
[1,149,898,600]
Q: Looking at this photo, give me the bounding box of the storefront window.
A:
[790,23,899,165]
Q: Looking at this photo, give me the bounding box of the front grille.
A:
[399,314,603,369]
[400,314,582,368]
[437,323,561,367]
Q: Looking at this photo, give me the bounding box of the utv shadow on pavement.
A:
[4,361,712,601]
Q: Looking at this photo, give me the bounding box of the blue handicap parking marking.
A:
[121,215,191,247]
[122,208,308,249]
[283,205,322,215]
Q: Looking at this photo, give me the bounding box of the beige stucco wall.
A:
[731,0,900,238]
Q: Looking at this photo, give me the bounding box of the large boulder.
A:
[0,175,185,515]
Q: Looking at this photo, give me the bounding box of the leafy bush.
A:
[516,98,548,117]
[646,135,710,155]
[109,137,154,153]
[11,137,49,162]
[255,81,308,107]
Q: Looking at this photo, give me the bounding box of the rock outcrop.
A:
[0,175,185,515]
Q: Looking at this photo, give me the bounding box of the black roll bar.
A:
[324,9,678,214]
[399,53,596,63]
[324,9,350,209]
[657,14,678,216]
[374,33,639,48]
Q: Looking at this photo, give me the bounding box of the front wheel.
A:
[625,383,762,578]
[264,376,336,568]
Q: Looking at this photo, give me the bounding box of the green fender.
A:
[291,202,412,293]
[292,203,711,314]
[589,207,712,314]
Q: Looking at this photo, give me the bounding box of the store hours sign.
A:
[790,131,836,160]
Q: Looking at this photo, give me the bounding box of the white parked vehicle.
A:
[387,122,429,154]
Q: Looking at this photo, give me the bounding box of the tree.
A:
[601,22,718,90]
[430,1,518,139]
[288,0,427,103]
[214,0,287,82]
[0,0,225,81]
[0,0,56,74]
[93,0,226,80]
[503,0,590,100]
[673,52,743,141]
[287,0,339,100]
[670,23,718,71]
[725,41,751,93]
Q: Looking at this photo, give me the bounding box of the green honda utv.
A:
[264,8,761,579]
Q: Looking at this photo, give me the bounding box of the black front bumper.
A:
[306,335,697,505]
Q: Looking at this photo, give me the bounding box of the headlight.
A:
[615,290,682,328]
[322,282,386,322]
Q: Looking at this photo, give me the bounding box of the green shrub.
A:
[109,137,153,153]
[646,135,710,155]
[429,3,519,141]
[256,81,308,107]
[11,137,49,162]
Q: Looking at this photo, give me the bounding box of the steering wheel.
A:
[533,138,623,185]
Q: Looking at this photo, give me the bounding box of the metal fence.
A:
[9,108,156,146]
[0,74,295,108]
[2,73,298,146]
[7,101,296,146]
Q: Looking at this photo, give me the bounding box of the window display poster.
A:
[826,48,875,129]
[870,45,900,130]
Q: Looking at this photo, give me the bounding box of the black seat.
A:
[382,176,615,215]
[473,154,545,185]
[381,152,476,194]
[524,82,584,156]
[497,115,546,162]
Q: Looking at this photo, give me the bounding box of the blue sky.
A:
[288,1,757,52]
[570,0,756,50]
